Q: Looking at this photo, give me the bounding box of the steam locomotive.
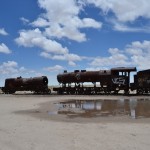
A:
[0,67,150,95]
[53,67,137,95]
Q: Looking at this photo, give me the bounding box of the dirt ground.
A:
[0,94,150,150]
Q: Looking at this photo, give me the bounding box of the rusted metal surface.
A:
[57,70,111,84]
[111,67,137,72]
[2,76,50,94]
[55,67,137,95]
[133,69,150,94]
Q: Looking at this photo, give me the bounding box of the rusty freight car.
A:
[131,69,150,94]
[1,76,51,94]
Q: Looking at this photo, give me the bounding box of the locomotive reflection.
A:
[56,99,150,119]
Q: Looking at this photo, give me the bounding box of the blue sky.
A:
[0,0,150,86]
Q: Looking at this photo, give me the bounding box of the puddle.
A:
[50,99,150,119]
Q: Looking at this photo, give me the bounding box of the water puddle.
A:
[50,99,150,119]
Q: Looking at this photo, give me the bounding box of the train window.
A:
[112,71,119,76]
[119,72,122,76]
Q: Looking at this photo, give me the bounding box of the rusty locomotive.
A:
[1,67,150,95]
[0,76,51,94]
[53,67,137,94]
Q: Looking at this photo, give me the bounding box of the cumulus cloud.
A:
[0,61,42,78]
[15,0,150,68]
[84,0,150,32]
[20,17,30,24]
[15,0,102,66]
[44,65,64,72]
[31,17,49,27]
[90,48,129,67]
[90,40,150,70]
[40,52,82,66]
[0,43,12,54]
[126,40,150,69]
[0,61,18,74]
[34,0,102,42]
[86,0,150,22]
[111,20,150,33]
[15,28,68,55]
[15,28,84,66]
[0,28,8,36]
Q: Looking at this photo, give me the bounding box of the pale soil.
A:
[0,94,150,150]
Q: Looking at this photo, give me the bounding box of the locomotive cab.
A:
[111,67,137,94]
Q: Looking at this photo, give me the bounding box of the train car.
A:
[131,69,150,94]
[53,67,136,95]
[1,76,51,94]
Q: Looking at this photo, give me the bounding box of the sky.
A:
[0,0,150,86]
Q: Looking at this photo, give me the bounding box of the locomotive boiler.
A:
[1,76,51,94]
[53,67,137,94]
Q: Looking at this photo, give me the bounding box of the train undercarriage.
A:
[53,83,129,95]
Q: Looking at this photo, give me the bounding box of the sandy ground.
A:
[0,94,150,150]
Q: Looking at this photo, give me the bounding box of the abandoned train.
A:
[53,67,137,95]
[1,67,150,95]
[0,76,51,94]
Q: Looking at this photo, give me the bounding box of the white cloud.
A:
[2,61,18,68]
[44,24,87,42]
[68,61,76,66]
[43,17,101,42]
[40,52,82,66]
[0,43,11,54]
[0,61,52,86]
[15,28,84,66]
[82,18,102,28]
[90,40,150,70]
[15,28,68,54]
[44,65,64,72]
[20,17,30,24]
[35,0,150,35]
[0,61,18,74]
[31,17,49,27]
[84,0,150,32]
[0,61,43,78]
[126,40,150,69]
[15,0,102,66]
[111,20,150,32]
[86,0,150,22]
[90,48,129,67]
[0,28,8,36]
[34,0,102,42]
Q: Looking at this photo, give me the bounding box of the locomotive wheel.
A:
[9,90,16,94]
[57,90,63,95]
[44,89,51,94]
[124,90,129,95]
[137,89,143,95]
[69,90,75,95]
[144,89,148,94]
[113,90,119,95]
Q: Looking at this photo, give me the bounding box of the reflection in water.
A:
[130,99,137,119]
[54,99,150,119]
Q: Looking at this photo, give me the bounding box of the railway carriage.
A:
[131,69,150,94]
